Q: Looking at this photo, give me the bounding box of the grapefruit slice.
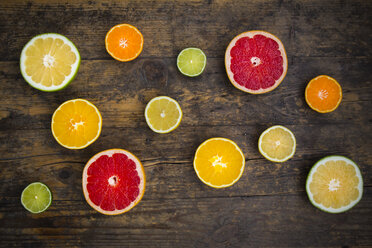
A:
[20,33,80,92]
[82,149,146,215]
[225,31,288,94]
[306,156,363,213]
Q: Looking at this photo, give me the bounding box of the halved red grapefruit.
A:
[82,149,145,215]
[225,31,288,94]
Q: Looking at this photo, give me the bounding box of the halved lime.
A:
[177,48,206,77]
[21,182,52,213]
[20,33,80,92]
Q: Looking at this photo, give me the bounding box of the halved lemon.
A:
[258,125,296,162]
[51,99,102,149]
[144,96,182,133]
[193,138,245,188]
[306,156,363,213]
[20,33,80,91]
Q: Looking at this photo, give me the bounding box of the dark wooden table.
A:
[1,0,371,247]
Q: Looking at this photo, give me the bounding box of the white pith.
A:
[306,156,363,213]
[20,33,80,91]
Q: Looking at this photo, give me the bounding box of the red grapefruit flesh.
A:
[82,149,145,215]
[225,31,288,94]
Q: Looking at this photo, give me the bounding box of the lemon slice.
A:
[258,125,296,162]
[144,96,182,133]
[306,156,363,213]
[20,33,80,91]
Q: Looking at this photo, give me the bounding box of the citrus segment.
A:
[305,75,342,113]
[225,31,288,94]
[194,138,245,188]
[258,125,296,162]
[145,96,182,133]
[20,33,80,91]
[105,24,143,62]
[21,182,52,214]
[306,156,363,213]
[82,149,146,215]
[177,48,206,77]
[51,99,102,149]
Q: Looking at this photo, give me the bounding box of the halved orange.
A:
[305,75,342,113]
[51,99,102,149]
[193,138,245,188]
[105,24,144,62]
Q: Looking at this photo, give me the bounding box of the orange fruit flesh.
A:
[25,37,76,86]
[194,139,244,187]
[306,76,342,113]
[52,100,101,148]
[106,24,143,61]
[309,160,360,209]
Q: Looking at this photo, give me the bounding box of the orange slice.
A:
[51,99,102,149]
[193,138,245,188]
[105,24,144,62]
[305,75,342,113]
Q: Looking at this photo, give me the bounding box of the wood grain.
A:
[0,0,371,247]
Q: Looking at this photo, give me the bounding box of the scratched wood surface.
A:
[0,0,371,247]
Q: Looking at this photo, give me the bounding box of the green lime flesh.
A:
[177,48,206,77]
[21,182,52,213]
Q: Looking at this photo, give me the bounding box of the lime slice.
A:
[306,156,363,213]
[144,96,183,133]
[258,125,296,162]
[20,33,80,92]
[21,182,52,213]
[177,48,206,77]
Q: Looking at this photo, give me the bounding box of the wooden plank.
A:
[0,57,371,130]
[0,0,371,61]
[0,0,371,247]
[0,124,371,202]
[0,189,371,247]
